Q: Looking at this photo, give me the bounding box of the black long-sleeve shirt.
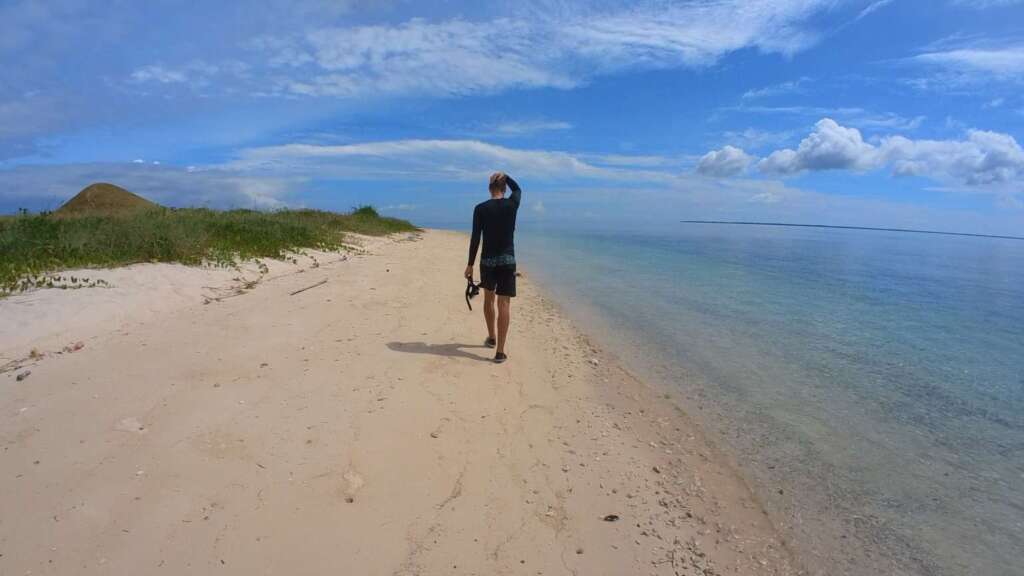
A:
[468,177,521,267]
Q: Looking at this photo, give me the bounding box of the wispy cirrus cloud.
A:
[948,0,1024,7]
[0,0,885,160]
[282,18,575,97]
[127,61,250,90]
[742,77,810,100]
[912,43,1024,76]
[902,35,1024,91]
[489,120,573,136]
[722,128,799,151]
[855,0,895,20]
[127,1,842,100]
[226,138,677,184]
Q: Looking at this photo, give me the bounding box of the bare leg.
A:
[496,295,511,355]
[483,289,496,341]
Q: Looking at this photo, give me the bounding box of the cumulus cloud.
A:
[756,118,1024,190]
[880,130,1024,185]
[697,145,754,177]
[759,119,877,174]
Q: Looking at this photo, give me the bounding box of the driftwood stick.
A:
[289,279,328,296]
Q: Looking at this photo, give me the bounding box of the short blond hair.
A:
[489,172,507,195]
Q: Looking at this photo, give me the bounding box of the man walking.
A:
[465,172,522,364]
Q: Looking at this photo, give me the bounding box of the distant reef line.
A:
[680,220,1024,241]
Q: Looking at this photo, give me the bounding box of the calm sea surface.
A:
[517,224,1024,576]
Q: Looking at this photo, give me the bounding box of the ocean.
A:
[517,224,1024,576]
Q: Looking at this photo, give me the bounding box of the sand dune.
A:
[0,229,795,575]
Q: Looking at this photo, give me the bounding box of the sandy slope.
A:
[0,229,797,575]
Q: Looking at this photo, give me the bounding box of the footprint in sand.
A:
[341,470,365,503]
[115,417,146,433]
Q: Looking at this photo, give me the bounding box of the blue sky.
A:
[1,0,1023,234]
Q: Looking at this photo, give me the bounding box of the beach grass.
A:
[0,206,417,294]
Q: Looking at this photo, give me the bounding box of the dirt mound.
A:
[57,183,159,215]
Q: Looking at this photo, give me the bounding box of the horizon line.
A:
[679,221,1024,241]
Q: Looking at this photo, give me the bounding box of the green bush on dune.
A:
[0,207,418,294]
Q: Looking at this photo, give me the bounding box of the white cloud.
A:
[132,1,838,100]
[127,61,250,93]
[0,0,852,157]
[491,120,573,136]
[855,0,895,20]
[912,44,1024,76]
[556,1,825,66]
[291,18,574,97]
[697,145,754,177]
[130,66,189,84]
[880,130,1024,186]
[948,0,1024,7]
[742,78,809,100]
[722,128,797,150]
[580,153,680,168]
[759,119,877,174]
[851,113,926,131]
[227,138,677,185]
[756,118,1024,191]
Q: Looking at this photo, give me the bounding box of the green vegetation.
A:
[352,205,380,218]
[0,207,417,294]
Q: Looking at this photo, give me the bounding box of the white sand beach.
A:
[0,229,796,575]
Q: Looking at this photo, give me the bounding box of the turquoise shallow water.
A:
[516,224,1024,576]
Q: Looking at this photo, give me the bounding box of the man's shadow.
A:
[386,341,493,362]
